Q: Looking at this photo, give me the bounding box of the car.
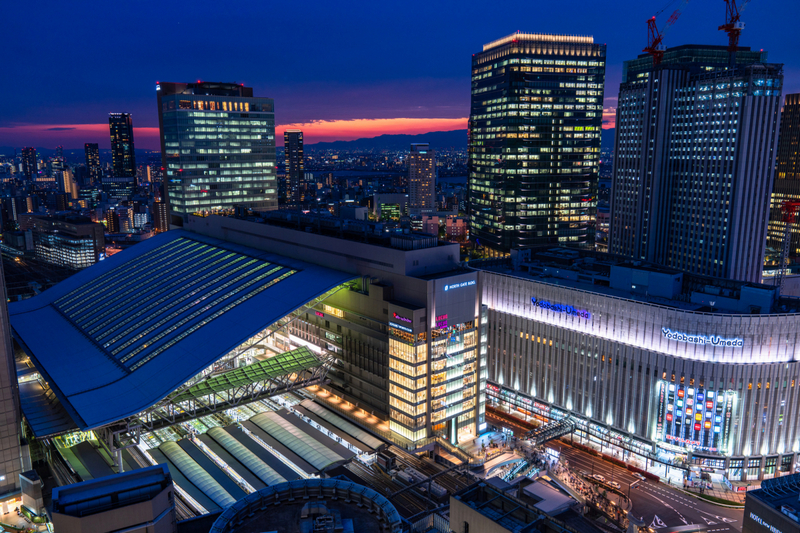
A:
[632,473,646,481]
[592,474,605,482]
[609,481,621,489]
[581,471,591,478]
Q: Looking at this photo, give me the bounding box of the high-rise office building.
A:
[468,32,606,255]
[20,147,36,181]
[408,143,435,215]
[152,200,169,233]
[108,113,136,177]
[768,94,800,259]
[283,129,303,205]
[157,81,278,226]
[84,143,100,184]
[609,45,783,283]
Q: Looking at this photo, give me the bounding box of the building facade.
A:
[610,45,783,283]
[768,94,800,259]
[468,32,606,254]
[477,249,800,481]
[187,213,487,445]
[156,81,277,225]
[84,143,100,184]
[283,129,303,205]
[0,260,22,495]
[152,200,169,233]
[20,214,105,269]
[20,147,36,181]
[109,113,136,178]
[51,465,176,533]
[409,143,435,215]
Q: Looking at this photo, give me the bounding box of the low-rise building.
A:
[51,464,177,533]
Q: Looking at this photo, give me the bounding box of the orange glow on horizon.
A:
[277,117,468,144]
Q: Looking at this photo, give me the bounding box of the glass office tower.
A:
[157,81,277,226]
[109,113,136,177]
[768,93,800,260]
[610,45,782,283]
[282,129,303,206]
[468,32,606,255]
[84,143,100,184]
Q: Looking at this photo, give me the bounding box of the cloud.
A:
[45,127,76,131]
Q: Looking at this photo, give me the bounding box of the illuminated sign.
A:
[315,311,324,318]
[749,513,784,533]
[661,328,743,347]
[443,280,476,291]
[392,313,412,324]
[530,298,591,319]
[389,322,412,333]
[436,314,448,328]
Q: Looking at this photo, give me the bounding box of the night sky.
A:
[1,0,798,149]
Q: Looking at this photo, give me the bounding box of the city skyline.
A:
[2,0,799,149]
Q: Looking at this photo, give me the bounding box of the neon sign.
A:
[530,298,591,320]
[443,280,476,291]
[436,314,448,328]
[315,311,324,318]
[389,322,412,333]
[661,328,743,347]
[392,313,412,324]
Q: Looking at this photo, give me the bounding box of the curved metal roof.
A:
[10,229,353,433]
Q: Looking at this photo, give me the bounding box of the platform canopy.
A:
[10,229,354,434]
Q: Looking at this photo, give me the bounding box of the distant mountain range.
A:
[307,129,468,151]
[307,127,616,151]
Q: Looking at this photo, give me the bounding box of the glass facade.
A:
[282,129,303,205]
[767,93,800,260]
[468,33,606,254]
[157,82,277,225]
[109,113,136,178]
[610,46,783,282]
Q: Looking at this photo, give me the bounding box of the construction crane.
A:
[643,0,690,65]
[775,200,800,291]
[718,0,751,53]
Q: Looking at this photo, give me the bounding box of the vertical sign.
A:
[723,391,734,453]
[656,382,666,441]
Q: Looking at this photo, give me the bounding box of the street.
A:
[545,441,744,532]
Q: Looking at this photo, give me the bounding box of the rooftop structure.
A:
[450,481,591,533]
[209,478,402,533]
[10,229,353,435]
[743,473,800,533]
[51,464,176,533]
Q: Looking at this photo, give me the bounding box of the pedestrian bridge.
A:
[525,417,576,447]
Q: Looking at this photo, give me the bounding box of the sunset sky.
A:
[1,0,797,149]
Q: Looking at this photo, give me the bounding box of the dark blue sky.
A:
[1,0,797,148]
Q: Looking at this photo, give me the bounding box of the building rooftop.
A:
[747,473,800,515]
[10,229,353,434]
[248,210,454,252]
[209,478,402,533]
[471,248,800,315]
[483,32,594,51]
[52,464,171,518]
[453,481,588,533]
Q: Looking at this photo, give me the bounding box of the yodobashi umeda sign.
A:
[530,297,591,320]
[661,327,744,348]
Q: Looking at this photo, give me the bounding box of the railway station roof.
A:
[10,229,353,435]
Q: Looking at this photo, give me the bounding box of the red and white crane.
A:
[643,0,690,65]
